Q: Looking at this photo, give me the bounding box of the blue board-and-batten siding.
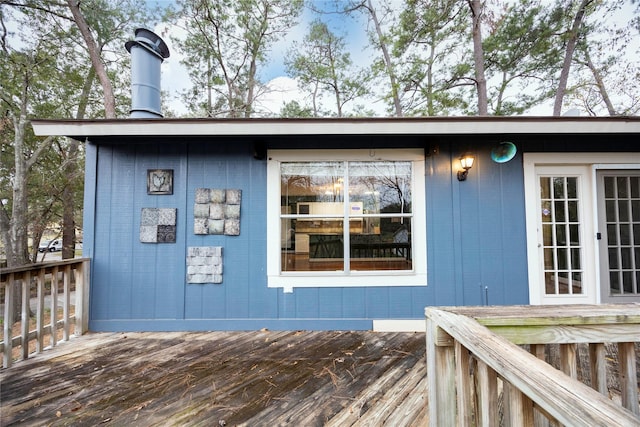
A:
[83,137,528,332]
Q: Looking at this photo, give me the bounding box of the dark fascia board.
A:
[31,116,640,143]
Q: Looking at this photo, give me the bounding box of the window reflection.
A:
[280,160,413,273]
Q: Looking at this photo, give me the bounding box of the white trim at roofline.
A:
[31,116,640,138]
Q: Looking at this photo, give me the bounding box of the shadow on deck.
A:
[1,330,427,426]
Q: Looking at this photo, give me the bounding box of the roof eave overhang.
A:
[31,116,640,141]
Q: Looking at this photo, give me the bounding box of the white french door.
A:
[524,154,640,305]
[597,171,640,303]
[529,166,597,304]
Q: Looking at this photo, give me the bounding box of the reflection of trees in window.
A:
[281,162,343,205]
[362,162,411,214]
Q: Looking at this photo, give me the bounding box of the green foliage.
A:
[168,0,303,117]
[285,19,367,117]
[393,0,472,115]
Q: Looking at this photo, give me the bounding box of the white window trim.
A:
[523,152,639,305]
[267,149,427,292]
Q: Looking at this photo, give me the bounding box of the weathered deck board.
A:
[1,331,427,426]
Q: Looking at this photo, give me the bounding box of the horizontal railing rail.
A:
[425,304,640,427]
[1,258,90,369]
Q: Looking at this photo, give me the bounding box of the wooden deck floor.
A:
[1,331,428,426]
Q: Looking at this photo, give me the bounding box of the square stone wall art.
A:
[187,246,223,284]
[193,188,242,236]
[147,169,173,195]
[140,208,177,243]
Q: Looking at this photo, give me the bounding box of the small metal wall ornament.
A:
[147,169,173,195]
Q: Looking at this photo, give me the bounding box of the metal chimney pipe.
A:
[125,28,170,118]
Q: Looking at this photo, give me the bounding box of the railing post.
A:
[50,266,58,347]
[75,259,90,335]
[3,273,14,368]
[618,342,639,416]
[455,341,472,426]
[475,359,498,427]
[589,343,607,395]
[20,272,30,361]
[505,381,534,426]
[63,264,71,341]
[36,268,45,353]
[426,315,456,427]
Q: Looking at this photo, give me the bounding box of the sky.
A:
[148,1,638,117]
[152,0,378,117]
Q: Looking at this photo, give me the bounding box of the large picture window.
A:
[267,149,426,291]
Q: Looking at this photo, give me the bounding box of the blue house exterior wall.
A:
[83,137,529,331]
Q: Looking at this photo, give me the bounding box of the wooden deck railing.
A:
[426,304,640,427]
[1,258,90,369]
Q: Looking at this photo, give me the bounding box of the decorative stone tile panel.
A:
[193,188,242,235]
[187,246,223,284]
[140,208,177,243]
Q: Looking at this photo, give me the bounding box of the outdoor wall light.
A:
[457,155,475,181]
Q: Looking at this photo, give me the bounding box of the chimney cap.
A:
[125,28,170,59]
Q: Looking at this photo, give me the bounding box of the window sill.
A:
[268,273,427,293]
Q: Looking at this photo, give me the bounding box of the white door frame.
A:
[523,153,639,305]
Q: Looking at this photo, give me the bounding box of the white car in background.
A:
[38,239,63,252]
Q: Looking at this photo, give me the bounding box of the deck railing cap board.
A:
[425,307,640,426]
[0,258,90,281]
[425,304,640,326]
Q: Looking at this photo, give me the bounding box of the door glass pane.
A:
[617,177,629,198]
[621,247,632,269]
[620,224,631,245]
[606,200,617,221]
[555,201,566,222]
[556,224,566,245]
[623,272,634,293]
[540,175,583,296]
[553,178,565,198]
[558,272,569,294]
[607,224,618,245]
[572,272,582,290]
[567,177,577,199]
[540,177,550,198]
[618,200,630,222]
[631,177,639,198]
[604,177,615,198]
[610,272,621,293]
[568,201,579,222]
[543,224,553,246]
[541,201,552,222]
[569,224,579,245]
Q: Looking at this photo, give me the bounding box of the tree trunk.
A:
[367,0,403,117]
[584,47,616,115]
[553,0,593,116]
[66,0,117,118]
[469,0,488,115]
